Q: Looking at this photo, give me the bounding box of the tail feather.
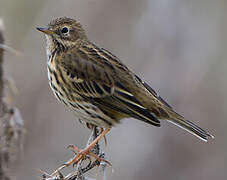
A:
[167,118,214,142]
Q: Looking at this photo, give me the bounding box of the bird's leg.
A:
[63,128,110,167]
[48,127,111,178]
[49,127,110,177]
[68,145,111,166]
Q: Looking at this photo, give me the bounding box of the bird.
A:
[37,17,213,167]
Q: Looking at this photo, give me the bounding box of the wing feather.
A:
[59,42,160,126]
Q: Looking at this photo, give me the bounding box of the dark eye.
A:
[61,27,69,34]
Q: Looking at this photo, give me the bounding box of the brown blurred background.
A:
[0,0,226,179]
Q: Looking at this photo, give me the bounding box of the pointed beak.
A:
[36,27,54,35]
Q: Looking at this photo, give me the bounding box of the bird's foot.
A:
[67,144,111,166]
[65,128,110,167]
[44,128,111,179]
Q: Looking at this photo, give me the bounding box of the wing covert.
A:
[59,42,160,126]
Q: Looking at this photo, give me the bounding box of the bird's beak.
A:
[36,27,54,35]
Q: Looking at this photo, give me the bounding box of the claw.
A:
[67,144,80,153]
[88,151,112,166]
[103,135,107,146]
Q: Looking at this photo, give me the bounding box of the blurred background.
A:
[0,0,226,179]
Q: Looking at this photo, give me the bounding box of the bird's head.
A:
[37,17,87,51]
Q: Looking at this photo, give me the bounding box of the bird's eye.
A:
[61,27,69,34]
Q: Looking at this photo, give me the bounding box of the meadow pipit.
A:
[37,17,214,168]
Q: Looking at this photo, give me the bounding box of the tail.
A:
[167,118,214,142]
